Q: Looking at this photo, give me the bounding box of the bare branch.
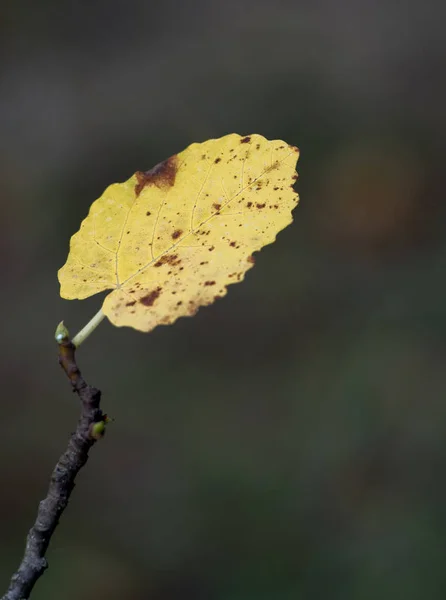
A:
[1,340,105,600]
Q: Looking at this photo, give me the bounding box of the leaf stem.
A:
[72,308,106,347]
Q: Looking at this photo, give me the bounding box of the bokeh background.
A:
[1,1,445,598]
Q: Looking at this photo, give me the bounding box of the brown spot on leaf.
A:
[135,155,178,197]
[266,160,280,172]
[154,254,178,267]
[139,287,162,306]
[172,229,183,240]
[188,300,199,315]
[247,202,253,208]
[146,211,151,216]
[241,136,251,143]
[247,255,255,264]
[213,203,221,211]
[126,300,136,307]
[208,246,215,252]
[256,203,266,209]
[204,280,216,286]
[214,157,221,164]
[229,241,236,247]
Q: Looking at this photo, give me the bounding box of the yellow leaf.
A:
[58,133,299,332]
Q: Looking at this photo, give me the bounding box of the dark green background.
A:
[1,1,445,598]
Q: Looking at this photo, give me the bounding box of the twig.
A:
[1,337,106,600]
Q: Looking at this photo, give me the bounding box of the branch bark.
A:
[1,340,105,600]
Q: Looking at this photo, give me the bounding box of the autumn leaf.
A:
[58,133,299,333]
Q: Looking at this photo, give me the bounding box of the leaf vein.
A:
[119,153,293,288]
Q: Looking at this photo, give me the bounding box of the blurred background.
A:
[1,1,445,598]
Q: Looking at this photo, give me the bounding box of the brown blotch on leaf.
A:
[256,203,266,209]
[247,255,255,264]
[214,157,221,164]
[247,201,253,208]
[172,229,183,240]
[139,287,162,307]
[135,154,178,197]
[213,203,221,211]
[204,280,216,286]
[266,160,280,173]
[154,254,179,267]
[126,300,137,307]
[241,136,251,143]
